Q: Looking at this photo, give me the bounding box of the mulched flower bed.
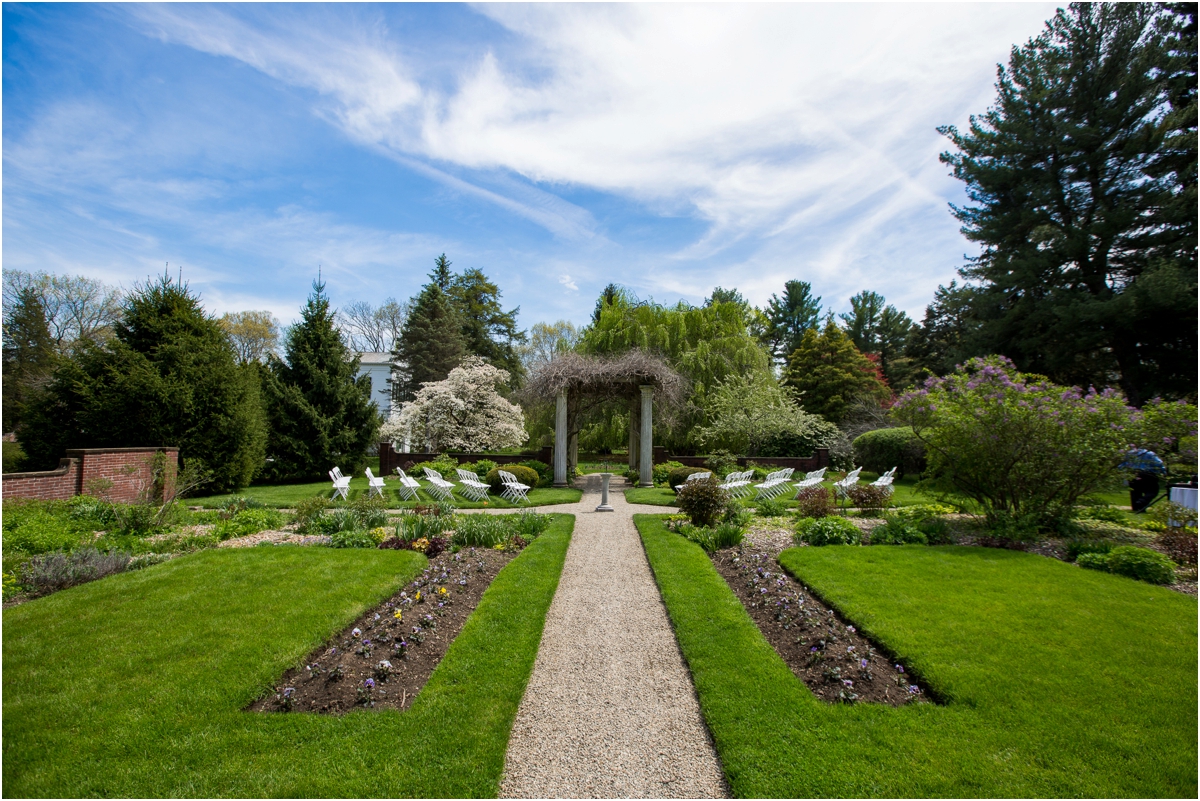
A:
[710,544,935,707]
[249,546,516,715]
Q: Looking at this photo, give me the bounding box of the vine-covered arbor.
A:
[524,351,685,486]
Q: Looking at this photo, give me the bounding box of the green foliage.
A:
[1106,546,1176,585]
[512,511,552,540]
[839,291,916,389]
[393,267,467,403]
[698,371,840,457]
[667,465,708,489]
[2,440,26,472]
[846,484,892,516]
[869,520,927,545]
[19,548,132,597]
[762,280,822,365]
[852,426,925,478]
[292,495,331,534]
[446,263,525,384]
[1076,552,1112,572]
[421,454,460,476]
[654,460,686,486]
[676,477,729,527]
[17,277,267,492]
[211,509,285,541]
[704,449,738,477]
[347,494,389,529]
[260,280,381,482]
[895,356,1137,531]
[1066,539,1115,562]
[754,496,787,518]
[473,459,499,478]
[3,510,86,555]
[1131,398,1198,479]
[783,319,892,425]
[1145,500,1199,530]
[516,459,549,487]
[938,4,1196,404]
[795,516,861,546]
[451,514,510,548]
[680,521,746,553]
[795,486,834,519]
[484,464,540,494]
[328,529,377,549]
[396,507,454,541]
[2,285,57,433]
[887,504,956,544]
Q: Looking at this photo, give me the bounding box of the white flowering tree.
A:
[381,356,526,452]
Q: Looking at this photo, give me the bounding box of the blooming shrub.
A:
[677,478,729,527]
[894,356,1136,533]
[795,516,861,546]
[795,486,835,519]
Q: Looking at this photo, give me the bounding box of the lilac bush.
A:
[894,356,1135,533]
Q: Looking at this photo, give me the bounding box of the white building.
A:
[355,352,394,417]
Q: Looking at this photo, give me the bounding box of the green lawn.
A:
[636,514,1197,798]
[191,478,582,509]
[3,515,575,797]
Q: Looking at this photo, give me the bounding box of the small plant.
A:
[212,508,285,541]
[329,529,377,549]
[795,516,861,547]
[294,495,331,534]
[1066,539,1114,562]
[886,504,956,545]
[846,484,892,517]
[795,486,834,519]
[349,494,389,529]
[368,527,390,545]
[2,510,85,555]
[676,477,729,527]
[317,507,360,536]
[217,495,266,519]
[755,496,788,518]
[1077,546,1176,585]
[475,459,500,478]
[397,510,452,542]
[452,514,511,547]
[516,460,550,487]
[129,552,172,570]
[1145,501,1199,530]
[1073,505,1127,524]
[19,548,133,597]
[1076,552,1111,572]
[512,511,551,540]
[1157,529,1198,565]
[682,521,746,553]
[869,520,927,545]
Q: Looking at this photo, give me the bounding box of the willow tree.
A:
[578,287,773,451]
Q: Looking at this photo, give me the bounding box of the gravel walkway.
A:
[500,476,727,799]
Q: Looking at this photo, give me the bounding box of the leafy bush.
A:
[452,514,511,548]
[869,520,928,545]
[216,495,266,518]
[293,495,331,535]
[473,459,500,478]
[795,486,834,519]
[705,450,738,478]
[653,461,686,487]
[894,355,1138,531]
[3,511,85,555]
[397,509,454,542]
[677,478,729,527]
[20,548,132,597]
[348,494,389,529]
[517,460,550,487]
[852,426,925,479]
[886,504,955,544]
[1076,552,1111,572]
[1066,539,1114,562]
[795,516,861,546]
[1106,546,1176,585]
[329,529,377,549]
[754,496,788,518]
[65,495,117,528]
[1073,505,1128,524]
[1146,501,1199,529]
[1157,529,1198,565]
[422,454,460,476]
[846,484,892,516]
[682,521,746,553]
[112,503,162,537]
[3,440,26,473]
[212,508,285,541]
[484,465,540,494]
[513,511,552,540]
[668,466,708,490]
[129,552,172,570]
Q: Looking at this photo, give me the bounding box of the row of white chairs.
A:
[755,468,796,499]
[328,465,532,504]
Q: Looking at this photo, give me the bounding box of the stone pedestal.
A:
[595,473,614,512]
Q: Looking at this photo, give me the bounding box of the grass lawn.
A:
[636,514,1197,798]
[3,515,574,797]
[191,478,582,509]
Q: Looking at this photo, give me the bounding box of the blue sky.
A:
[3,2,1061,330]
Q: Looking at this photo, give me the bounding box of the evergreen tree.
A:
[763,280,822,364]
[392,282,466,404]
[939,3,1197,404]
[2,287,56,433]
[18,276,267,492]
[261,281,381,482]
[838,291,915,388]
[905,281,985,379]
[783,319,891,426]
[449,267,525,382]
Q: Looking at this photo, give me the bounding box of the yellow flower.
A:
[393,610,403,620]
[437,586,448,596]
[414,590,422,602]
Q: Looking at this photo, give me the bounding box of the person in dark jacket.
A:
[1129,470,1160,513]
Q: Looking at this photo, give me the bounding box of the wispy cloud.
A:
[558,274,578,292]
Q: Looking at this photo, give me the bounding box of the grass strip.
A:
[636,514,1197,798]
[3,515,574,797]
[192,481,581,509]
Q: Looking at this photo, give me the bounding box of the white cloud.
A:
[558,274,579,292]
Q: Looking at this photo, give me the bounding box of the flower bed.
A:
[250,545,516,714]
[709,545,933,706]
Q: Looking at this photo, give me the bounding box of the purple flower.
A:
[860,659,868,668]
[907,685,920,695]
[283,687,294,698]
[847,625,856,633]
[362,639,371,647]
[842,679,853,687]
[896,665,904,673]
[364,678,375,689]
[810,647,819,653]
[352,628,361,638]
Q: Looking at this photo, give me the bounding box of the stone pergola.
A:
[524,351,685,487]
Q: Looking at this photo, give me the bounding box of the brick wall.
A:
[2,448,179,504]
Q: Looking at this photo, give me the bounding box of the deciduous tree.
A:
[783,319,891,425]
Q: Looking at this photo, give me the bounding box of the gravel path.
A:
[500,476,727,799]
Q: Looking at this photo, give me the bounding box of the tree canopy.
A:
[762,280,822,365]
[784,319,891,426]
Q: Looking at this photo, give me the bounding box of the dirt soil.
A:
[710,544,934,706]
[249,545,515,715]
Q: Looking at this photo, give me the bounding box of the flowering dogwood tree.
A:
[381,356,526,452]
[893,355,1135,533]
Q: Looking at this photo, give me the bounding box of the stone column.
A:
[628,395,640,473]
[554,390,568,487]
[639,385,654,487]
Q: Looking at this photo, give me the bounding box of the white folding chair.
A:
[329,468,350,501]
[870,467,897,496]
[394,468,422,501]
[422,467,455,501]
[674,471,712,491]
[719,470,751,497]
[834,467,863,500]
[364,466,386,499]
[792,467,828,497]
[498,469,531,503]
[455,468,491,502]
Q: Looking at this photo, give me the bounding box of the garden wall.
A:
[1,447,179,504]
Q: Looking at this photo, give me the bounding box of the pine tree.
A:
[261,280,381,482]
[392,281,467,405]
[449,267,525,382]
[18,276,267,492]
[763,280,822,365]
[2,287,56,433]
[783,319,891,425]
[838,291,915,388]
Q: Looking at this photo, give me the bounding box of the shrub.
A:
[795,486,835,519]
[452,514,510,548]
[422,454,460,476]
[329,529,377,549]
[1106,546,1176,585]
[887,503,956,544]
[852,427,925,478]
[3,440,26,473]
[668,466,709,491]
[682,521,746,553]
[212,508,285,541]
[293,495,331,535]
[317,507,360,536]
[846,484,892,516]
[513,511,552,540]
[677,478,729,527]
[20,548,132,597]
[795,516,861,546]
[484,465,540,494]
[349,494,389,529]
[1066,539,1114,562]
[1076,552,1111,572]
[894,355,1137,531]
[754,496,788,518]
[472,459,499,478]
[216,495,266,518]
[129,552,172,570]
[869,520,927,545]
[517,460,550,487]
[705,450,738,478]
[1157,529,1198,565]
[1146,500,1199,529]
[653,461,686,487]
[65,495,117,528]
[397,509,453,541]
[1073,505,1128,524]
[3,511,85,555]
